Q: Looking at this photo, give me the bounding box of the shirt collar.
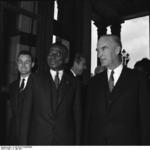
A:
[107,63,123,74]
[107,63,123,85]
[20,74,30,81]
[50,69,63,80]
[70,69,76,77]
[20,74,30,88]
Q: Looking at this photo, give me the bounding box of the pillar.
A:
[110,22,121,38]
[94,21,107,39]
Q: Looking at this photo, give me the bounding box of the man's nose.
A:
[22,62,26,67]
[50,53,59,59]
[97,51,102,58]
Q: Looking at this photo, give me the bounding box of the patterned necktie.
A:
[20,78,25,91]
[108,70,114,92]
[54,71,60,89]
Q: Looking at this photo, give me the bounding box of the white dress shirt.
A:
[50,69,63,81]
[107,63,123,86]
[19,75,30,90]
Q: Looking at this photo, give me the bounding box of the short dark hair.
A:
[74,53,85,64]
[17,50,34,61]
[49,42,69,59]
[134,58,150,76]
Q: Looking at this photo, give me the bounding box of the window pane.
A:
[91,21,98,76]
[54,0,58,20]
[121,16,149,68]
[18,14,32,33]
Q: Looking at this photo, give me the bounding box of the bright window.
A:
[54,0,58,20]
[91,16,149,74]
[121,16,149,68]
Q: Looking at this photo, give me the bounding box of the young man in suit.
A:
[8,50,35,145]
[29,43,81,145]
[68,53,87,144]
[84,34,150,145]
[70,53,87,78]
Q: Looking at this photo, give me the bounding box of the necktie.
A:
[108,70,114,92]
[54,71,60,89]
[20,78,25,91]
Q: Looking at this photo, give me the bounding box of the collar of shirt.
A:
[50,69,63,81]
[70,69,76,77]
[20,75,30,89]
[107,63,123,86]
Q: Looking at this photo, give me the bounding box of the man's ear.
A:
[74,61,79,67]
[116,46,121,55]
[65,57,69,64]
[32,62,35,68]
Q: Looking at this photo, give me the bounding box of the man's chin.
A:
[49,64,57,68]
[50,66,61,71]
[101,63,106,67]
[20,72,30,76]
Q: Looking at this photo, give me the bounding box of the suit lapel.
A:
[40,71,54,113]
[16,79,20,92]
[110,67,128,104]
[13,79,20,112]
[46,72,54,112]
[102,71,111,111]
[56,72,72,110]
[94,71,109,113]
[23,75,31,92]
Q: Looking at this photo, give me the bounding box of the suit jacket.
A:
[66,69,84,83]
[84,67,150,145]
[66,69,87,144]
[28,70,81,145]
[8,74,33,145]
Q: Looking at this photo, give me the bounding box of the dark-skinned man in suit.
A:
[84,34,150,145]
[28,43,81,145]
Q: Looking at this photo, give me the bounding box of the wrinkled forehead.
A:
[49,46,62,53]
[98,36,119,48]
[49,45,67,55]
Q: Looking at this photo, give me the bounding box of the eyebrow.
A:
[101,46,108,49]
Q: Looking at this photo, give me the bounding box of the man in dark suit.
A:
[8,50,34,145]
[67,52,87,144]
[84,34,150,145]
[69,53,87,78]
[29,43,81,145]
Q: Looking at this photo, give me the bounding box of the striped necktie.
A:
[20,78,25,91]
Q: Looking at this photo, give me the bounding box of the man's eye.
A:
[18,60,22,64]
[56,53,61,56]
[49,53,61,57]
[102,46,107,51]
[25,61,31,64]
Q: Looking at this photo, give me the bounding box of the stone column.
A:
[82,0,91,82]
[94,21,107,39]
[110,22,121,38]
[36,0,54,72]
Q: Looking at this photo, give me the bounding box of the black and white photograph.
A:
[0,0,149,149]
